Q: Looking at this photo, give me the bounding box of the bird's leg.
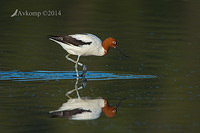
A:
[65,54,87,77]
[81,65,87,77]
[75,77,81,98]
[75,55,80,77]
[66,77,82,99]
[65,54,83,66]
[66,86,83,99]
[66,93,72,99]
[65,76,87,99]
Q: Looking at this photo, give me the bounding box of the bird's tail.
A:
[49,111,64,118]
[48,35,64,42]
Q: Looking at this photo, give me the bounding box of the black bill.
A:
[116,46,130,58]
[116,97,129,108]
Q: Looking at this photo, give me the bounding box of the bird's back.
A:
[49,98,105,120]
[49,33,105,56]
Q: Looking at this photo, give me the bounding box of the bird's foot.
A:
[81,65,87,77]
[82,77,87,88]
[82,65,87,73]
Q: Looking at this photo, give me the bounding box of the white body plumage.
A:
[49,98,105,120]
[49,33,105,56]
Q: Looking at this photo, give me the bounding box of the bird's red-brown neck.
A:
[102,41,110,55]
[102,37,117,55]
[102,99,117,117]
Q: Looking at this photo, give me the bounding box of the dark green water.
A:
[1,0,200,133]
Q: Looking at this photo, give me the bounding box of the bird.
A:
[49,98,117,120]
[49,76,128,120]
[48,33,128,77]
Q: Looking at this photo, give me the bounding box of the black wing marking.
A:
[49,108,92,119]
[48,35,92,46]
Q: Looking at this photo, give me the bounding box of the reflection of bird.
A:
[48,33,128,77]
[49,98,116,120]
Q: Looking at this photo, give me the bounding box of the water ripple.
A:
[0,71,157,81]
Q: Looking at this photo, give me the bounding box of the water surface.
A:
[0,71,157,81]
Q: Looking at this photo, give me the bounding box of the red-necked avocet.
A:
[49,97,128,120]
[48,33,128,77]
[49,77,128,120]
[49,98,117,120]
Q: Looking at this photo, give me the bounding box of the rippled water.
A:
[1,0,200,133]
[0,71,156,81]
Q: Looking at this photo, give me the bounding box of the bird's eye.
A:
[112,109,116,113]
[112,41,116,44]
